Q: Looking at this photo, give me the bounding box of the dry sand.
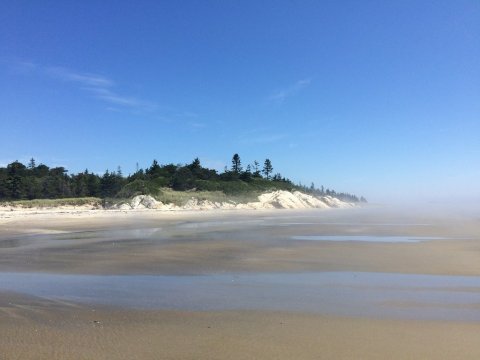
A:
[1,206,480,359]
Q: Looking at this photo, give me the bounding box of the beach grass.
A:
[155,188,260,206]
[0,197,102,208]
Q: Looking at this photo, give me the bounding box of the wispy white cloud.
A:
[84,87,156,110]
[269,78,312,103]
[4,59,156,112]
[4,59,202,120]
[46,66,114,87]
[50,68,157,111]
[4,59,38,74]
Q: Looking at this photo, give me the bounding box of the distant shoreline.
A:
[0,190,356,221]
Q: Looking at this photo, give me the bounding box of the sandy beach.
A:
[1,206,480,359]
[1,206,479,275]
[2,291,480,360]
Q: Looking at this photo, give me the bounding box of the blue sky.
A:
[1,1,478,202]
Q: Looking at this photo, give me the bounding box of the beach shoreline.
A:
[1,206,479,276]
[1,206,480,359]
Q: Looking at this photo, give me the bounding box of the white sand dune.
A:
[0,191,354,220]
[117,190,354,211]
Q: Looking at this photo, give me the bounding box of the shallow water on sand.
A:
[291,235,445,242]
[1,271,480,321]
[1,207,480,323]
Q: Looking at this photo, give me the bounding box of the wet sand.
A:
[2,292,480,360]
[1,207,480,275]
[1,206,480,359]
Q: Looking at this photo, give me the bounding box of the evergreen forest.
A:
[0,155,366,203]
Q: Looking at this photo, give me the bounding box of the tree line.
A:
[296,182,366,203]
[0,155,366,202]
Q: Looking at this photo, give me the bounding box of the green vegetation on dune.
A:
[0,155,366,204]
[1,197,102,208]
[156,188,260,206]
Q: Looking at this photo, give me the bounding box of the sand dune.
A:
[0,190,354,220]
[116,191,355,210]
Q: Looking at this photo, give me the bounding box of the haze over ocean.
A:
[1,1,478,203]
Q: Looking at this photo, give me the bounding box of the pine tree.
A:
[231,153,242,173]
[190,157,201,170]
[28,158,36,170]
[240,164,252,182]
[252,160,261,177]
[262,159,273,180]
[146,159,161,177]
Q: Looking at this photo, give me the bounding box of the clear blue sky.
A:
[1,1,478,202]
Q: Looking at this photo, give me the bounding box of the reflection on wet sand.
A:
[1,271,480,321]
[1,206,480,359]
